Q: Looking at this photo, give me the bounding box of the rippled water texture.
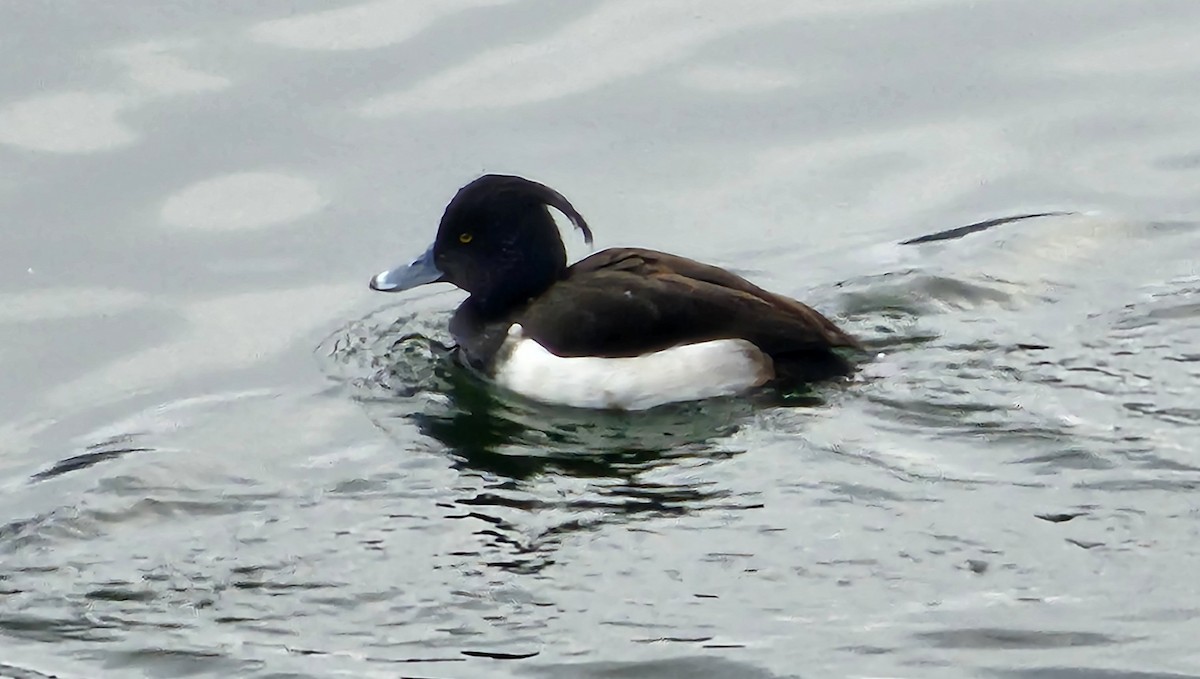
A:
[3,2,1200,678]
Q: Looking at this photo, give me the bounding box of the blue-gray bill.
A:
[369,244,444,292]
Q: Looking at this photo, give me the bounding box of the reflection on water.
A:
[321,305,778,468]
[319,305,795,573]
[331,308,846,432]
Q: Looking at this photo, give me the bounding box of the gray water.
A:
[3,1,1200,677]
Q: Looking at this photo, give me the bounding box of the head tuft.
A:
[447,174,593,245]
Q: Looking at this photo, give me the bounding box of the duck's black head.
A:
[370,174,593,314]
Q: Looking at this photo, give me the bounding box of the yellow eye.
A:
[458,233,473,244]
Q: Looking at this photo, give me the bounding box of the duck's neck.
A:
[472,260,563,317]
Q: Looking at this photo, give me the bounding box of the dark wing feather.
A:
[515,248,861,359]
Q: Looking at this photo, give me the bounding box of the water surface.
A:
[3,1,1200,677]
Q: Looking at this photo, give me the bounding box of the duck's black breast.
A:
[478,248,862,378]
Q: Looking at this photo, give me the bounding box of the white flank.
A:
[492,324,774,411]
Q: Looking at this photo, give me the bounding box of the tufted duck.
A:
[370,174,861,410]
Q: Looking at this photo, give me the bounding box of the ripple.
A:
[249,0,515,51]
[0,92,136,154]
[996,670,1200,679]
[916,627,1121,650]
[0,611,121,643]
[1058,125,1200,203]
[0,288,147,324]
[359,0,887,115]
[317,305,794,573]
[1046,22,1200,77]
[160,172,328,231]
[103,648,256,677]
[44,284,360,409]
[678,63,812,94]
[528,657,785,679]
[662,120,1026,245]
[319,304,784,466]
[108,41,230,96]
[30,434,156,482]
[0,662,66,679]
